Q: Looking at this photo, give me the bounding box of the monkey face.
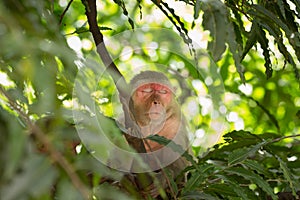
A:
[131,83,173,127]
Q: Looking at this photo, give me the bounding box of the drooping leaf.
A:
[147,134,196,165]
[194,0,202,20]
[112,0,134,29]
[242,159,272,177]
[250,5,291,35]
[202,0,228,61]
[277,0,286,19]
[258,20,299,80]
[226,167,278,199]
[182,163,215,193]
[252,21,273,79]
[227,17,245,82]
[157,1,195,54]
[228,141,267,166]
[290,0,300,19]
[241,22,258,61]
[277,156,299,197]
[217,174,253,199]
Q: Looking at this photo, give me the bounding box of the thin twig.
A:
[0,86,90,199]
[59,0,74,25]
[269,134,300,144]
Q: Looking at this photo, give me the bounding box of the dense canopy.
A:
[0,0,299,199]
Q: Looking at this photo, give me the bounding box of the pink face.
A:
[131,83,173,125]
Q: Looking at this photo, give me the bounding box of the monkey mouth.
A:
[147,112,162,116]
[147,112,166,121]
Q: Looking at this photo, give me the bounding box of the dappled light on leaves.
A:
[0,0,299,199]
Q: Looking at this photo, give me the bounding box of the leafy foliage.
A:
[0,0,299,199]
[182,131,300,199]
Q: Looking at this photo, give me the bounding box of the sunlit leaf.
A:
[241,22,258,61]
[202,0,227,61]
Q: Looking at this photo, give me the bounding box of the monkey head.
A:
[128,71,190,174]
[129,71,180,135]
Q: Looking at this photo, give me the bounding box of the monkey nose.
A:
[153,100,160,105]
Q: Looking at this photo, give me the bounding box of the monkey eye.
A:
[158,90,168,94]
[142,88,153,93]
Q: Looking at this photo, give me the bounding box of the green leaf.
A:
[94,183,134,200]
[255,22,273,79]
[219,51,231,80]
[226,167,278,199]
[56,178,84,200]
[242,160,272,177]
[277,0,286,19]
[2,114,26,181]
[277,156,299,197]
[194,0,202,19]
[217,174,252,199]
[202,0,228,61]
[183,163,215,193]
[1,154,58,200]
[223,130,260,142]
[147,134,196,165]
[227,19,245,82]
[228,141,267,166]
[158,1,194,50]
[250,5,291,36]
[241,23,258,61]
[291,0,300,19]
[248,4,300,79]
[181,191,218,200]
[112,0,134,29]
[204,183,237,197]
[165,169,178,196]
[258,21,299,80]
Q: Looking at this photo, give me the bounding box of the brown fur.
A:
[129,71,190,173]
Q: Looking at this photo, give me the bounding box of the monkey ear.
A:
[172,86,178,94]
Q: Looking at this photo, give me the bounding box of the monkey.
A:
[128,70,190,184]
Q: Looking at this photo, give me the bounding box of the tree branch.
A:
[81,0,147,154]
[81,0,126,95]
